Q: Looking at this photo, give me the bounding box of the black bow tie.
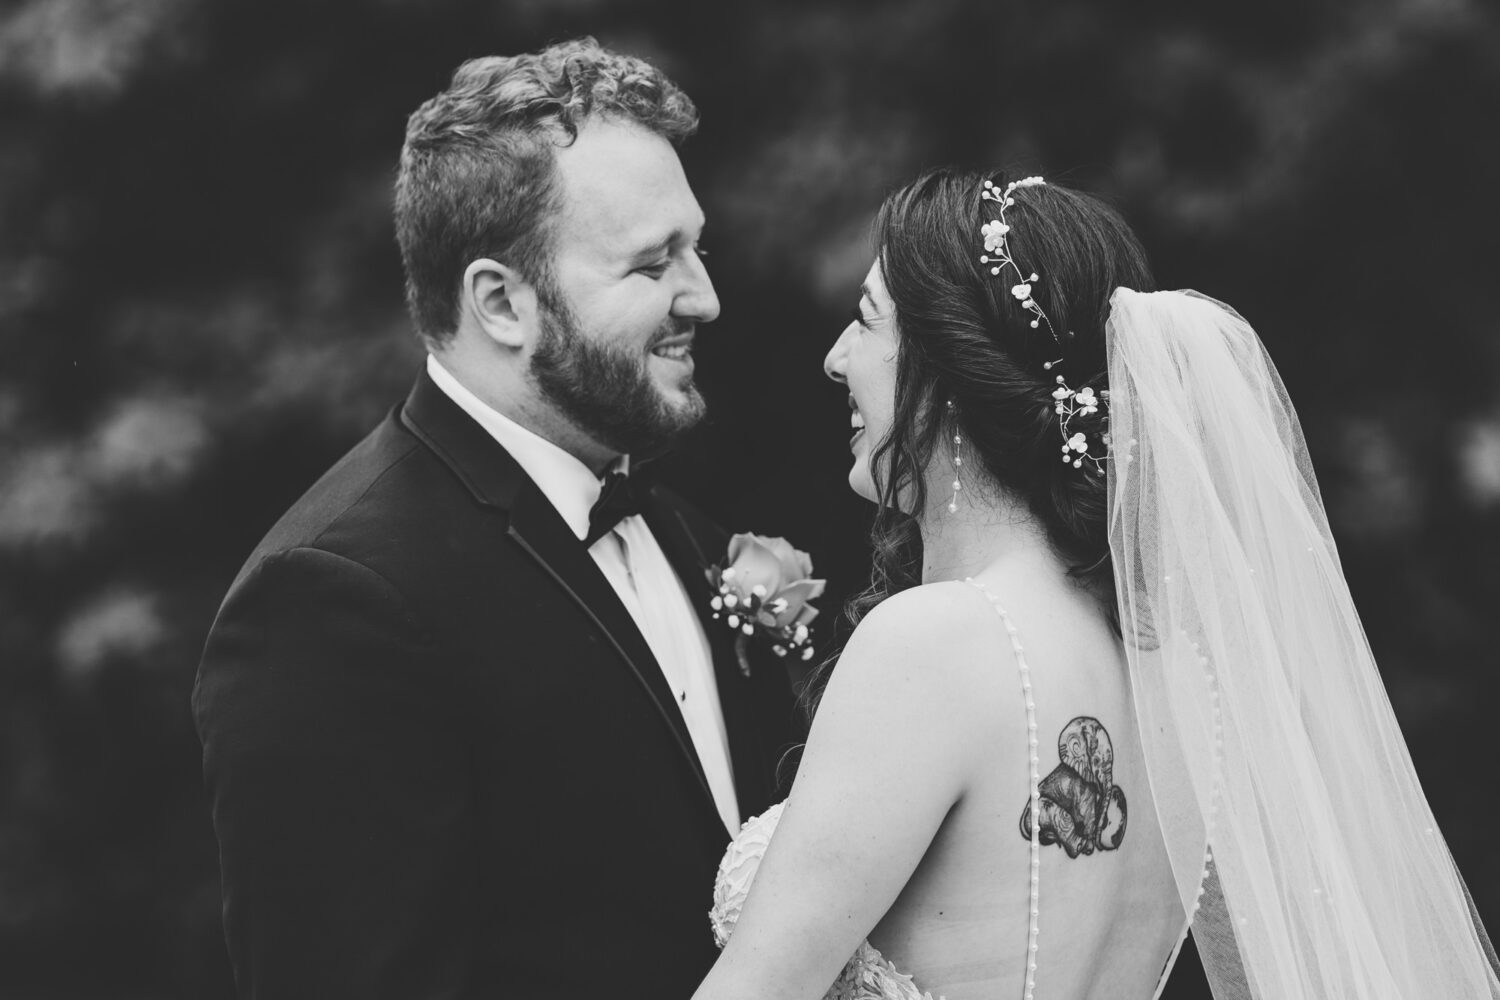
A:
[585,471,648,547]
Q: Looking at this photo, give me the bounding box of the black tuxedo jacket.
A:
[194,371,802,999]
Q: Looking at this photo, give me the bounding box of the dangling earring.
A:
[947,399,963,514]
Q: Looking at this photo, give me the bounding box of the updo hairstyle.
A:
[852,167,1155,630]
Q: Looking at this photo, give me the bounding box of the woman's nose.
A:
[824,324,854,383]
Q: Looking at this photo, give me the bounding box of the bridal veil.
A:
[1105,288,1500,999]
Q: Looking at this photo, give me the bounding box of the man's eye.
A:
[636,261,670,278]
[694,244,708,259]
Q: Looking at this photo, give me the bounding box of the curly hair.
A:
[393,38,699,347]
[803,168,1154,719]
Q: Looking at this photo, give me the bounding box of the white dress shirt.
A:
[425,356,740,833]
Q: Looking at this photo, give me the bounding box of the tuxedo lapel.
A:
[504,490,718,806]
[398,373,718,815]
[642,492,776,819]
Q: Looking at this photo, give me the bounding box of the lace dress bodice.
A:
[709,801,937,1000]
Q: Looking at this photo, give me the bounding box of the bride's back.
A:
[867,571,1184,1000]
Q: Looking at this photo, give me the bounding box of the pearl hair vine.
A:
[981,177,1052,341]
[979,176,1109,472]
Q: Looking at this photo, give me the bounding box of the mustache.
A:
[647,319,695,349]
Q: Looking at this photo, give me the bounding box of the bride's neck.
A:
[915,487,1064,585]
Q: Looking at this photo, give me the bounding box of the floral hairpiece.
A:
[1052,378,1109,471]
[981,177,1052,339]
[979,175,1109,472]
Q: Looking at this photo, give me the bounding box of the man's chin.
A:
[654,381,707,427]
[589,386,705,459]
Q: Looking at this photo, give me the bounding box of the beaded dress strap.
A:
[965,578,1042,1000]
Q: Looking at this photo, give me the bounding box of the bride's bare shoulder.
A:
[829,575,1120,708]
[826,581,1016,714]
[842,580,999,653]
[801,582,1026,787]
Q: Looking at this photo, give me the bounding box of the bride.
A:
[694,169,1500,999]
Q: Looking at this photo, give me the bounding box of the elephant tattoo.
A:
[1019,716,1127,858]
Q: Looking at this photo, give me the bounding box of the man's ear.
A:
[461,258,538,350]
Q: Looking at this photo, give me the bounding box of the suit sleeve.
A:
[193,547,477,1000]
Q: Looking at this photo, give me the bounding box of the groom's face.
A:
[528,117,719,458]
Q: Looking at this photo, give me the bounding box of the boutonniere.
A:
[706,532,827,676]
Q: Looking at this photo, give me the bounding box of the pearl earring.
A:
[947,399,963,514]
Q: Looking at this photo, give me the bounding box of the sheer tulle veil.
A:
[1105,288,1500,999]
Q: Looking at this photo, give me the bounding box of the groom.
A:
[193,39,800,999]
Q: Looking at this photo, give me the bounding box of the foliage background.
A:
[1,0,1497,996]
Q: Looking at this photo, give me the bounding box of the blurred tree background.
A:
[1,0,1497,996]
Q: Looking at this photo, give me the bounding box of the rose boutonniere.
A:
[706,532,826,676]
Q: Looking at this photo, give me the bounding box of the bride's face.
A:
[824,260,900,504]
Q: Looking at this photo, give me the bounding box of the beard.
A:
[528,295,707,459]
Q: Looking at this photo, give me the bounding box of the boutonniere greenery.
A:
[706,532,826,676]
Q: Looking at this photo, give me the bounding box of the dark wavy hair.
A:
[801,168,1153,722]
[394,38,699,347]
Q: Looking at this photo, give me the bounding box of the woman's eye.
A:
[848,307,866,329]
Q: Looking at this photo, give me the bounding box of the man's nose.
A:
[675,251,720,323]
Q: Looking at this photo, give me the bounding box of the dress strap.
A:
[965,578,1042,1000]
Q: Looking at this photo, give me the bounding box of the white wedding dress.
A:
[710,800,935,1000]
